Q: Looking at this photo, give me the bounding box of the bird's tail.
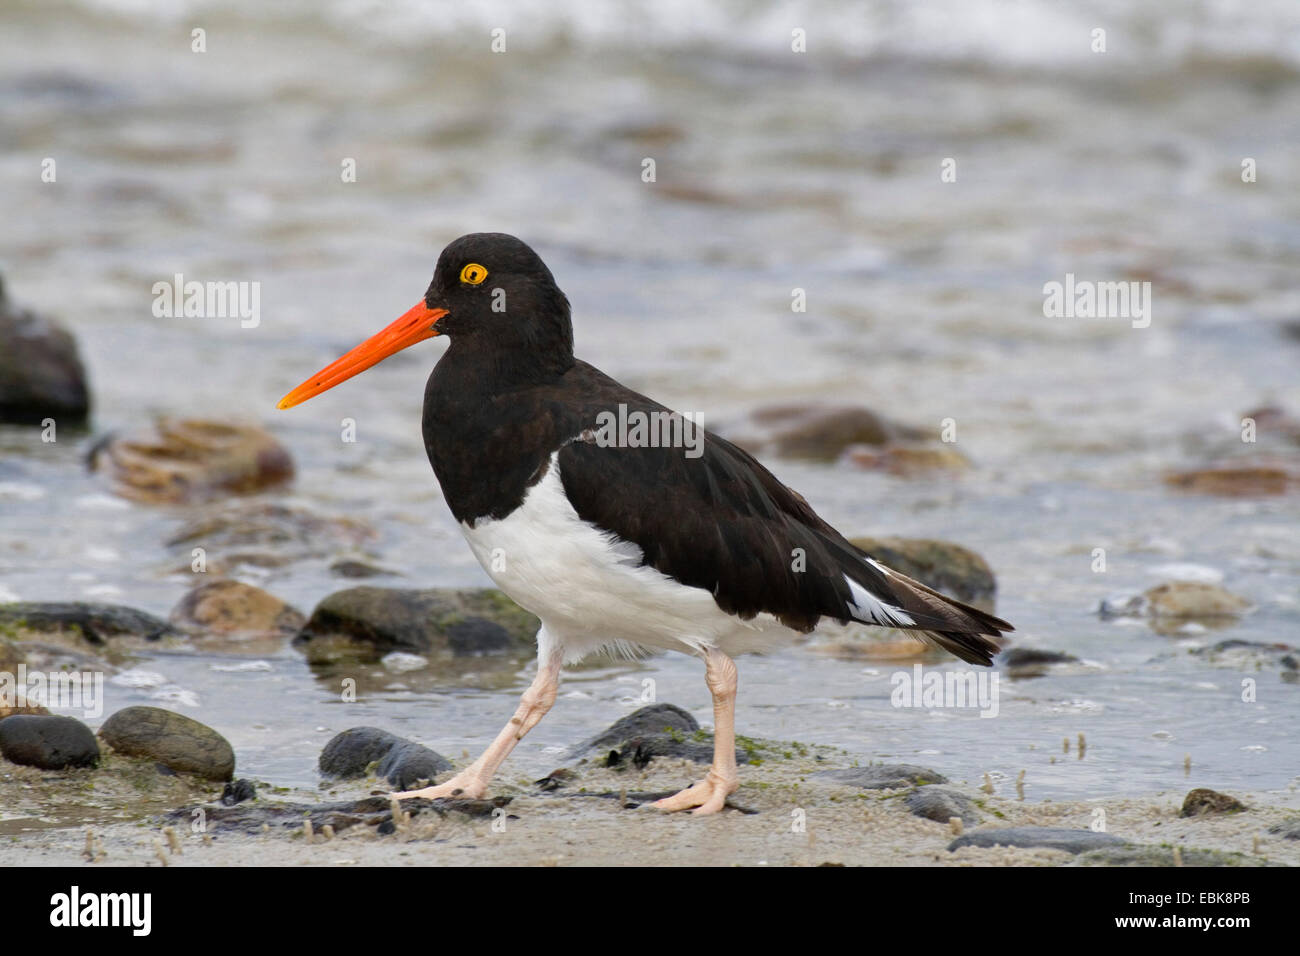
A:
[838,551,1013,666]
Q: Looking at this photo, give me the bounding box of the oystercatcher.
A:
[278,233,1011,815]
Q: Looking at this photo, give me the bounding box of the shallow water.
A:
[1,0,1299,803]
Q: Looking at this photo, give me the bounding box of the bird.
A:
[277,233,1012,815]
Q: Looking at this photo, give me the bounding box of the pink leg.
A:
[652,647,739,815]
[393,654,561,801]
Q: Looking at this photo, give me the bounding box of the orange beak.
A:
[276,302,447,409]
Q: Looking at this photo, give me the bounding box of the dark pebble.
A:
[318,726,452,789]
[0,714,99,769]
[221,778,257,806]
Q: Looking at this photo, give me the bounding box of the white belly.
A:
[458,454,795,664]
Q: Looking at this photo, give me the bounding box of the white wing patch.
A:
[844,574,915,627]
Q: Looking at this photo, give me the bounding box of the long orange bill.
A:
[276,302,447,409]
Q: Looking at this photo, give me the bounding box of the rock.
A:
[88,418,293,504]
[0,276,90,424]
[221,778,257,806]
[571,703,751,768]
[1164,464,1293,497]
[848,537,997,604]
[292,587,538,664]
[573,703,699,755]
[1180,788,1247,817]
[905,785,981,825]
[845,443,971,475]
[167,794,508,836]
[329,558,395,579]
[1267,818,1300,840]
[1144,582,1252,620]
[603,733,751,768]
[948,826,1125,854]
[99,706,235,781]
[165,502,375,572]
[815,764,949,789]
[1099,591,1147,619]
[1000,647,1079,678]
[0,714,99,769]
[169,580,305,642]
[0,602,176,646]
[318,726,453,789]
[724,404,925,462]
[1072,846,1264,867]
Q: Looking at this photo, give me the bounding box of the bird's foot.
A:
[651,770,738,816]
[391,771,486,802]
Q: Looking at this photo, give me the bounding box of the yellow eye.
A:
[460,263,488,286]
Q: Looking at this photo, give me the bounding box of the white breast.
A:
[458,453,794,663]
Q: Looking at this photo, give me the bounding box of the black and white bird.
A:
[278,233,1012,815]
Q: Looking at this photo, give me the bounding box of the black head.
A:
[276,232,574,409]
[424,233,573,370]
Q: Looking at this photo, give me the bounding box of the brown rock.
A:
[169,579,305,643]
[1144,581,1252,620]
[89,418,293,504]
[1180,788,1247,817]
[1164,464,1292,497]
[99,705,235,781]
[726,404,925,461]
[845,442,971,475]
[848,536,997,604]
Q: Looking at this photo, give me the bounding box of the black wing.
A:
[551,363,1012,665]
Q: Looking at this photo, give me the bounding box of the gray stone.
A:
[99,706,235,781]
[815,764,949,789]
[318,726,452,789]
[0,714,99,769]
[948,826,1126,854]
[905,785,981,825]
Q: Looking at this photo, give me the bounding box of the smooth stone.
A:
[0,602,176,645]
[1144,582,1252,620]
[905,785,981,825]
[573,703,698,755]
[169,579,305,640]
[848,536,997,604]
[99,705,235,781]
[948,827,1125,854]
[815,764,949,789]
[0,714,99,769]
[724,403,925,462]
[292,587,538,663]
[0,275,90,424]
[164,501,376,573]
[1180,788,1247,817]
[88,418,294,504]
[1000,647,1078,667]
[318,726,453,789]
